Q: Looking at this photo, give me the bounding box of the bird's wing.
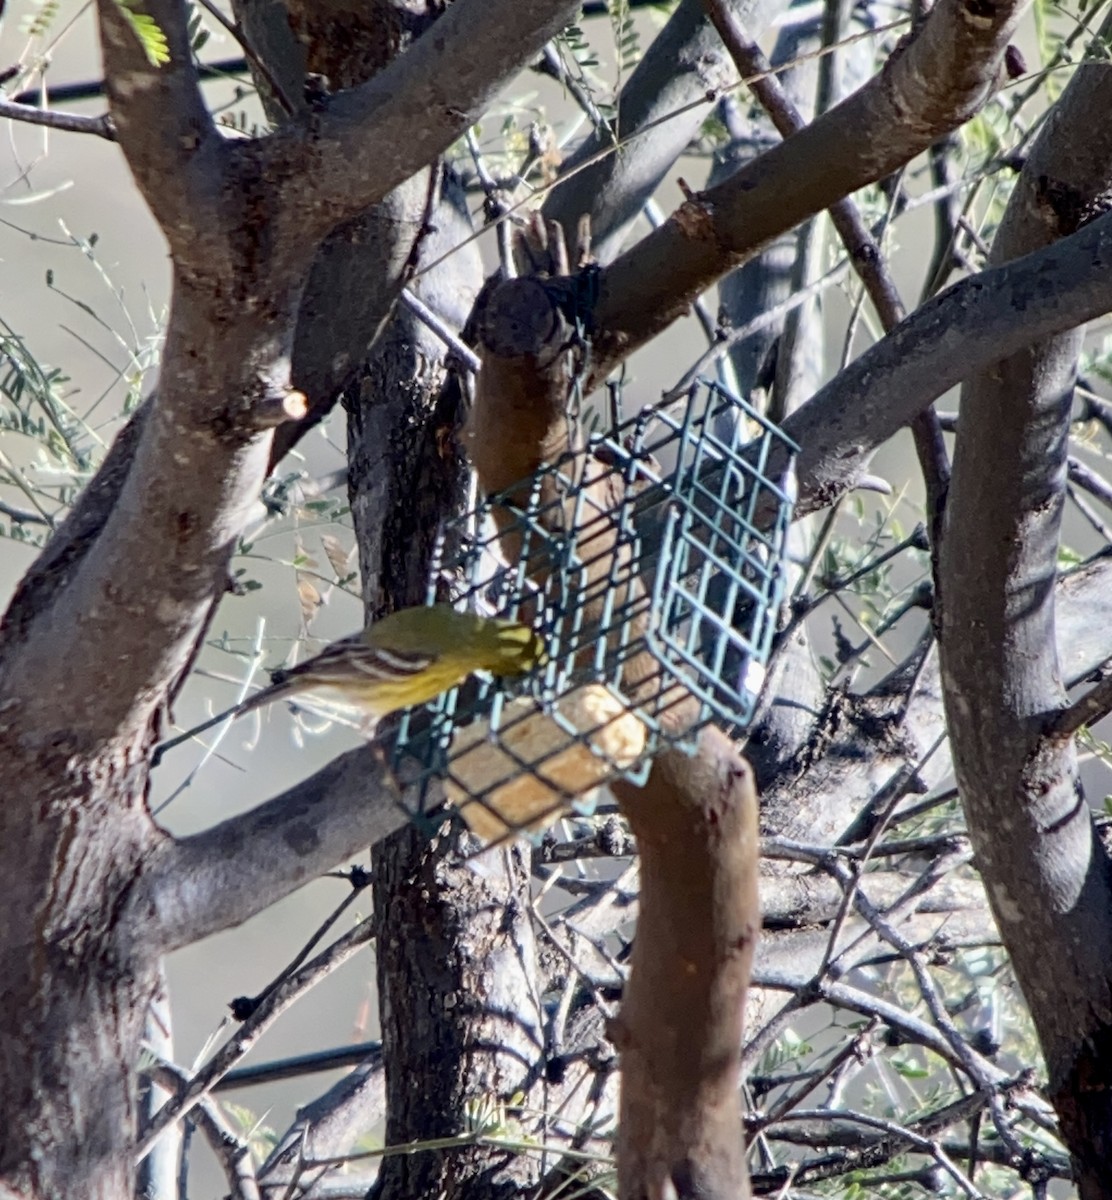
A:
[278,635,434,686]
[235,635,436,717]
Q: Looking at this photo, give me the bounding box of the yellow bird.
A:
[153,605,545,763]
[238,605,544,718]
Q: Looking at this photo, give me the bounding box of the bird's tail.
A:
[234,673,295,716]
[149,675,289,766]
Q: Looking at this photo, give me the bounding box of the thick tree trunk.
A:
[373,828,545,1199]
[938,27,1112,1197]
[0,753,161,1199]
[340,173,556,1197]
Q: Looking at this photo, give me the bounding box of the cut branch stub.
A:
[465,274,583,494]
[478,276,571,359]
[612,729,760,1200]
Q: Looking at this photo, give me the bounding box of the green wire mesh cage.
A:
[391,379,797,841]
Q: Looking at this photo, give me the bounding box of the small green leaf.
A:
[116,2,171,67]
[892,1056,929,1079]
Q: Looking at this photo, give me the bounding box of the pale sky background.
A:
[1,3,1105,1195]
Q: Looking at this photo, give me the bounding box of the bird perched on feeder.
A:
[152,605,545,764]
[237,605,544,719]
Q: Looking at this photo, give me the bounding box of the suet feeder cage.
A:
[391,379,797,842]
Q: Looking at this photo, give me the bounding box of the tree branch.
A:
[703,0,951,518]
[0,95,115,139]
[145,1061,261,1200]
[259,0,581,239]
[193,0,296,116]
[758,550,1112,851]
[0,289,291,743]
[541,0,776,264]
[257,1055,384,1194]
[753,969,1012,1086]
[136,913,375,1161]
[751,1092,1027,1195]
[785,207,1112,515]
[142,742,413,951]
[589,0,1024,382]
[0,7,313,748]
[28,0,572,703]
[0,402,149,653]
[96,0,221,241]
[2,0,585,771]
[611,732,760,1200]
[1047,666,1112,737]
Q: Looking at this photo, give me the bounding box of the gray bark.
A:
[938,25,1112,1195]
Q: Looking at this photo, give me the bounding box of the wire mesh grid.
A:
[390,379,797,841]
